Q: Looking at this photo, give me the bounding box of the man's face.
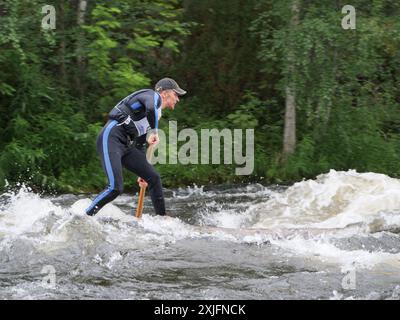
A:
[162,90,180,110]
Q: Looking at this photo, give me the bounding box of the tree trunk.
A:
[283,85,296,157]
[282,0,299,160]
[76,0,88,98]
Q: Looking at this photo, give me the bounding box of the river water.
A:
[1,169,400,300]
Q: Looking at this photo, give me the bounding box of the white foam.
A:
[199,209,250,229]
[138,215,198,240]
[0,186,64,235]
[93,251,124,270]
[252,170,400,230]
[172,184,216,199]
[2,171,400,271]
[270,236,400,270]
[190,170,400,269]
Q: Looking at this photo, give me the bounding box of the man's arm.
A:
[140,91,160,131]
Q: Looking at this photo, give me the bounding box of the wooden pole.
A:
[135,144,155,218]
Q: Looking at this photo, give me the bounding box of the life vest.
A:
[108,89,162,138]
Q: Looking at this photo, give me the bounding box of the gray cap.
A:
[155,77,187,96]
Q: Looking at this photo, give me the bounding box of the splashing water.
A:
[1,171,400,300]
[252,170,400,230]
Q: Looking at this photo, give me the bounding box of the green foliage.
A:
[1,0,400,194]
[0,0,190,193]
[251,0,400,182]
[83,0,188,112]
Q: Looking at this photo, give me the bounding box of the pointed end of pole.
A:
[135,211,142,219]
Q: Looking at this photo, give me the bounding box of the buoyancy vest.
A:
[108,89,162,138]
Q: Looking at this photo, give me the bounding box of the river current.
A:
[1,170,400,300]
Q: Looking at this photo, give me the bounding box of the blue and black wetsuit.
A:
[85,89,165,216]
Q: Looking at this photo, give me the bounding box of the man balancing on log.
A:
[85,78,186,217]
